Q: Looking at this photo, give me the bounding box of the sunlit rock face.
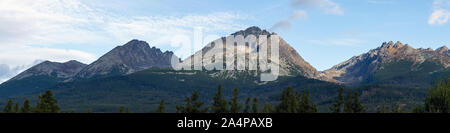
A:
[319,41,450,85]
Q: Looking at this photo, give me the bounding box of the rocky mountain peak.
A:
[436,46,449,57]
[372,41,418,59]
[182,26,318,79]
[9,60,87,81]
[437,46,449,51]
[231,26,272,37]
[320,41,450,85]
[123,39,148,48]
[73,39,175,79]
[381,41,404,49]
[122,39,174,55]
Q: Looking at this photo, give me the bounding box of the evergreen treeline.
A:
[275,87,317,113]
[169,78,450,113]
[2,90,59,113]
[329,88,366,113]
[132,77,450,113]
[417,77,450,113]
[171,85,362,113]
[2,76,448,113]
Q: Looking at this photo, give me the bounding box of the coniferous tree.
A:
[211,85,229,113]
[119,106,125,113]
[252,97,259,113]
[412,104,425,113]
[312,104,318,113]
[176,90,208,113]
[344,90,354,113]
[425,77,450,113]
[2,99,14,113]
[351,92,366,113]
[243,97,251,113]
[190,90,209,113]
[20,99,32,113]
[229,88,241,113]
[330,88,344,113]
[155,100,165,113]
[14,103,19,113]
[298,91,316,113]
[176,97,190,113]
[263,103,274,113]
[377,101,386,113]
[35,90,60,113]
[276,87,299,113]
[276,87,317,113]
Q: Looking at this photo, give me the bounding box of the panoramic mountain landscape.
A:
[0,27,339,112]
[3,0,450,131]
[0,26,448,113]
[0,0,449,117]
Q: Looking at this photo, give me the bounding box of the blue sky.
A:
[0,0,449,82]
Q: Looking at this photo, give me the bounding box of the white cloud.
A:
[290,10,308,19]
[0,0,249,82]
[106,12,247,48]
[429,0,450,25]
[429,9,450,25]
[0,0,110,45]
[0,43,96,70]
[0,45,96,67]
[291,0,344,15]
[0,60,43,83]
[0,0,247,46]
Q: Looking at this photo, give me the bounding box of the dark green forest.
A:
[2,76,448,113]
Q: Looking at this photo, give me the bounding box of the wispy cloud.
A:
[271,20,293,31]
[0,44,96,67]
[428,0,450,25]
[271,0,343,31]
[0,0,249,82]
[291,0,344,15]
[0,0,247,46]
[290,10,308,19]
[270,10,307,31]
[106,12,247,47]
[0,60,43,83]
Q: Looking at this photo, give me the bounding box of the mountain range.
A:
[319,41,449,86]
[73,39,174,80]
[177,26,318,80]
[0,26,448,112]
[0,60,86,97]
